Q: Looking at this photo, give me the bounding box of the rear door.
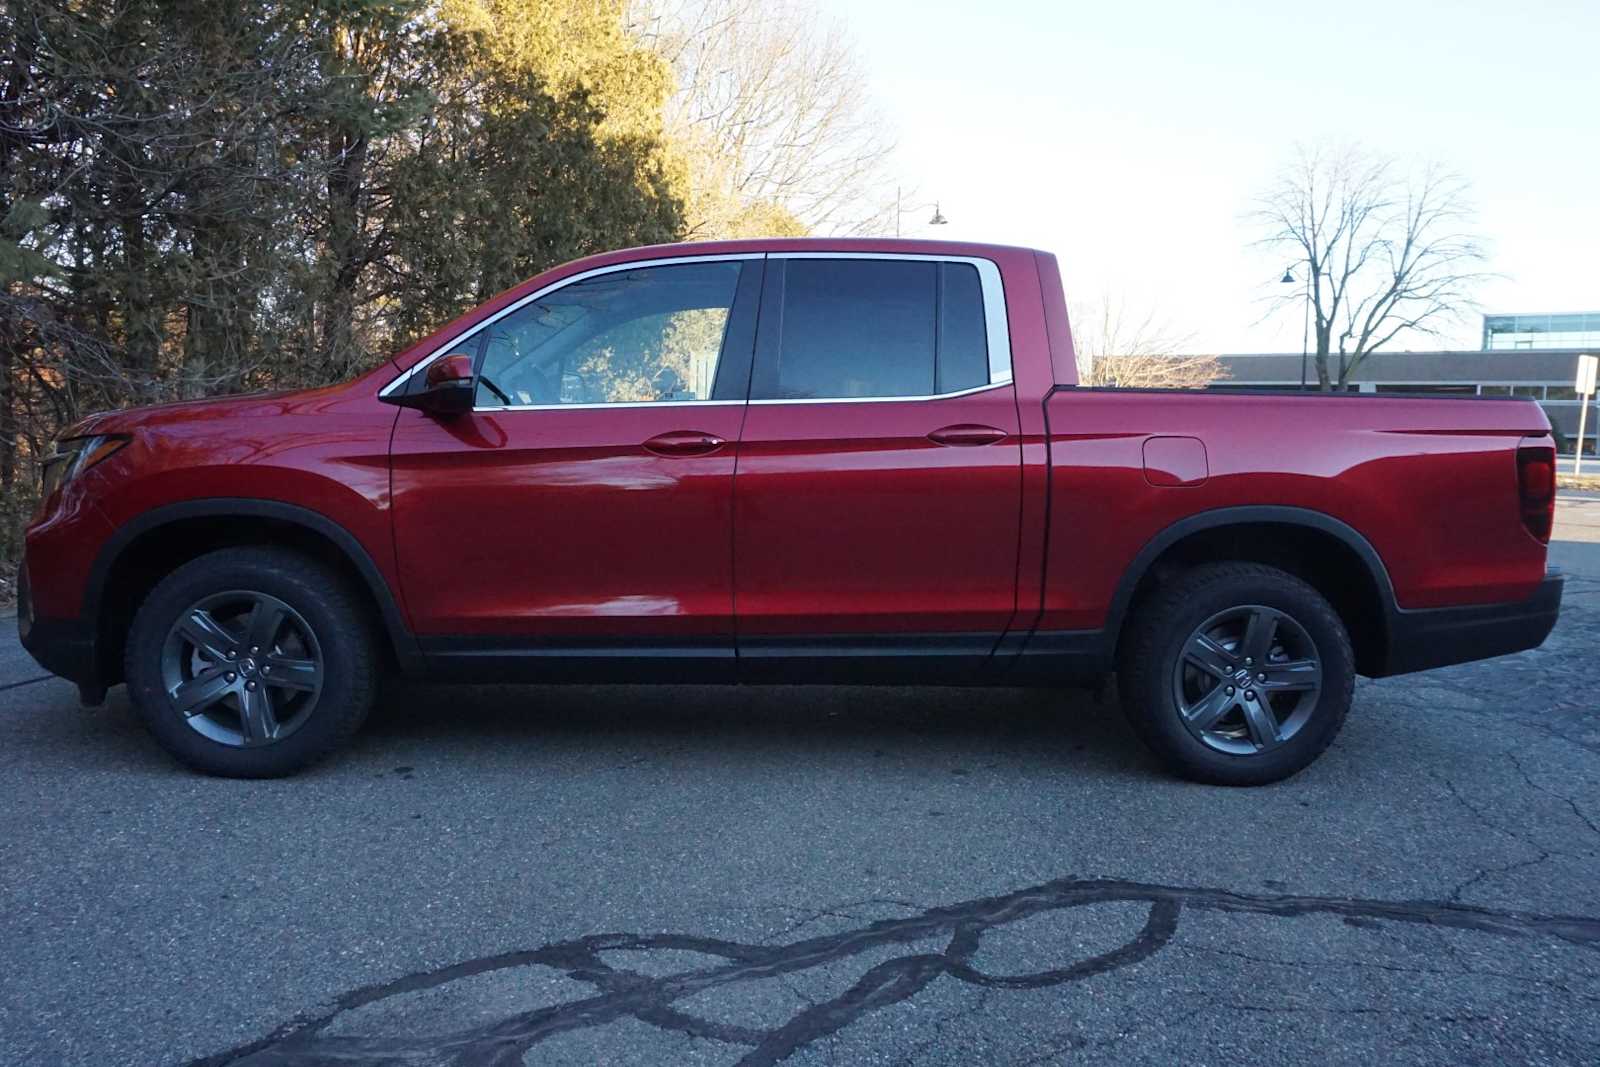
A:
[733,254,1022,678]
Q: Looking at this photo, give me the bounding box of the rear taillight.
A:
[1516,440,1556,543]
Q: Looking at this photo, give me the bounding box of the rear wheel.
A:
[1117,562,1355,786]
[125,547,376,777]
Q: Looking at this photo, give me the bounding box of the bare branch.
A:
[1250,143,1490,389]
[629,0,896,237]
[1070,294,1226,389]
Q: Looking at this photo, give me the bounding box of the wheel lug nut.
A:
[245,680,258,691]
[249,646,259,654]
[226,650,237,660]
[1244,657,1253,666]
[225,672,237,683]
[1257,673,1266,682]
[1225,686,1235,695]
[1245,690,1256,701]
[261,664,271,674]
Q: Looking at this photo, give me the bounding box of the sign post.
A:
[1577,354,1598,476]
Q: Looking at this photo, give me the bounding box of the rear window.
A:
[758,259,989,400]
[938,262,988,393]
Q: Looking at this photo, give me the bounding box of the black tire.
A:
[124,547,376,778]
[1117,562,1355,786]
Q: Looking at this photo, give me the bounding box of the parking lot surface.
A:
[3,497,1598,1066]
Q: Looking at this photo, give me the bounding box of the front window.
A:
[470,261,742,408]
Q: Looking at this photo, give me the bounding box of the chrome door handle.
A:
[928,424,1008,447]
[642,430,727,456]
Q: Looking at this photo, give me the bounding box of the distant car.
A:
[18,239,1563,784]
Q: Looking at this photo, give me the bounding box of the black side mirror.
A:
[383,353,476,416]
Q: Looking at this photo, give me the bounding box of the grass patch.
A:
[1557,473,1600,492]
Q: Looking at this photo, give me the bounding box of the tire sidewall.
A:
[125,550,371,777]
[1126,570,1355,785]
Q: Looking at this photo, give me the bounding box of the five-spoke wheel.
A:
[126,547,375,778]
[1173,605,1322,755]
[161,592,325,748]
[1119,562,1355,786]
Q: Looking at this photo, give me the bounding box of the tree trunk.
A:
[117,175,162,389]
[321,121,368,380]
[0,310,15,495]
[1313,321,1333,391]
[183,212,251,399]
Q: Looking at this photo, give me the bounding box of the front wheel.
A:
[124,547,376,778]
[1117,562,1355,786]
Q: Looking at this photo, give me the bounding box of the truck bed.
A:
[1038,387,1552,633]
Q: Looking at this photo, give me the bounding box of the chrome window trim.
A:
[746,381,1010,406]
[378,252,762,400]
[381,248,1016,409]
[472,399,746,413]
[768,251,1014,387]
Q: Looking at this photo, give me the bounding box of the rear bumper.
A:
[1376,570,1564,677]
[16,562,102,694]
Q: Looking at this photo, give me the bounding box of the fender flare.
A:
[85,498,421,669]
[1102,504,1399,646]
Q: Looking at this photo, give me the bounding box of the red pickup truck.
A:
[18,239,1562,784]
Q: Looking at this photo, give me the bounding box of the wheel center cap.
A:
[1234,668,1252,685]
[239,657,258,676]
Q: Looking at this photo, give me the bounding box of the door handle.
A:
[642,430,727,457]
[928,424,1008,447]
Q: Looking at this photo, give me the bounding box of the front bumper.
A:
[17,562,104,701]
[1377,570,1564,677]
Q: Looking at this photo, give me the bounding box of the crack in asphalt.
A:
[1507,750,1600,840]
[1430,769,1567,904]
[762,898,926,947]
[0,673,51,693]
[189,877,1600,1067]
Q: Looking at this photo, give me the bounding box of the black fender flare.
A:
[1102,504,1398,651]
[85,498,422,670]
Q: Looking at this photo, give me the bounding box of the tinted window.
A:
[762,259,991,400]
[773,260,935,399]
[938,263,988,393]
[472,261,740,407]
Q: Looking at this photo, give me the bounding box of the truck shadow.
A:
[11,676,1171,781]
[360,680,1160,776]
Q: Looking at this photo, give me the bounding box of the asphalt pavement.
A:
[3,499,1598,1066]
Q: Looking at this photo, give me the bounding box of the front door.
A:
[733,254,1023,678]
[390,255,762,677]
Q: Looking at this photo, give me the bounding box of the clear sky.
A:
[813,0,1600,354]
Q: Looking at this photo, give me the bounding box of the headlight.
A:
[39,434,129,500]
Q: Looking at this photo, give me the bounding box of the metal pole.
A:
[1574,398,1587,476]
[1299,271,1310,389]
[1593,387,1600,473]
[1580,390,1593,476]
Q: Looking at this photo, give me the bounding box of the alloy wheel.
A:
[159,591,324,747]
[1170,604,1322,756]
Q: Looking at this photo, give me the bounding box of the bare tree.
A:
[1253,144,1490,390]
[629,0,896,237]
[1072,295,1226,389]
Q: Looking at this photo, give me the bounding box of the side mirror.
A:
[383,353,476,416]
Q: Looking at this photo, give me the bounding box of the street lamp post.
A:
[1282,267,1312,390]
[895,186,948,237]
